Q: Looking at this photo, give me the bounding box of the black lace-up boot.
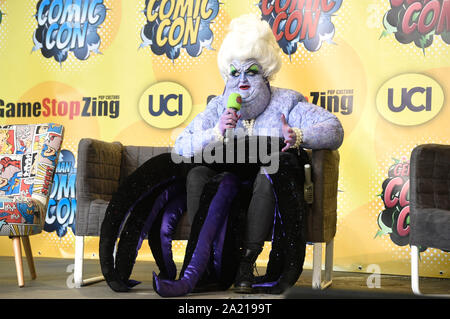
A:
[233,248,261,293]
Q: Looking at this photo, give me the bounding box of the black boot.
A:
[233,248,261,293]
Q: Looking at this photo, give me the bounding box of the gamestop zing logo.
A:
[0,95,120,120]
[376,73,444,126]
[139,82,192,129]
[310,89,353,115]
[32,0,107,63]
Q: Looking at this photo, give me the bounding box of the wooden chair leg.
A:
[22,236,36,280]
[11,236,24,287]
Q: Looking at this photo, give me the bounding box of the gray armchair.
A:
[409,144,450,296]
[73,138,340,290]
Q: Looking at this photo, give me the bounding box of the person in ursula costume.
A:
[174,14,343,293]
[98,14,343,297]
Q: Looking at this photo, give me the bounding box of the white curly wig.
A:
[217,14,282,82]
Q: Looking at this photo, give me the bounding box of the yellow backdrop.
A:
[0,0,449,279]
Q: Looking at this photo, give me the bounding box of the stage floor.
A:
[0,256,448,299]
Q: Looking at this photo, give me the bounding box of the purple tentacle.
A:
[153,174,239,297]
[212,214,228,276]
[159,194,187,279]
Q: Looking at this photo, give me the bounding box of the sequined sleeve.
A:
[287,101,344,150]
[174,96,223,157]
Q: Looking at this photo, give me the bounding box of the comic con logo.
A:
[259,0,342,55]
[381,0,450,52]
[376,73,444,126]
[44,149,76,238]
[32,0,108,63]
[0,9,5,26]
[140,0,219,60]
[376,157,411,246]
[139,81,193,129]
[0,7,5,47]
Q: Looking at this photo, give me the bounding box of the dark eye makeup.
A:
[230,65,240,77]
[229,64,260,77]
[246,64,259,75]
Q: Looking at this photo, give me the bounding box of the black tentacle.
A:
[99,153,192,292]
[253,149,310,294]
[114,181,185,285]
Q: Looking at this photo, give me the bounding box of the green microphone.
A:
[225,93,242,143]
[227,92,242,111]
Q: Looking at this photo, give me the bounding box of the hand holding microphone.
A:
[219,93,242,142]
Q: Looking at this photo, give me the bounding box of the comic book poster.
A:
[0,123,63,236]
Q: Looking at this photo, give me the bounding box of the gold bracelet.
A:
[291,127,303,149]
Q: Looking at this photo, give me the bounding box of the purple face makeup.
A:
[223,59,271,120]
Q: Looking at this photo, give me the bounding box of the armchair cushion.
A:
[410,208,450,251]
[0,196,44,236]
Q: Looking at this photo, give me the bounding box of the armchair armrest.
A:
[75,138,123,236]
[306,149,340,243]
[410,144,450,211]
[410,144,450,250]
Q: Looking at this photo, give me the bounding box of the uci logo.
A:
[149,94,183,117]
[139,82,192,129]
[376,73,444,126]
[387,87,431,113]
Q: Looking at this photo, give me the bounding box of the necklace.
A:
[242,119,255,136]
